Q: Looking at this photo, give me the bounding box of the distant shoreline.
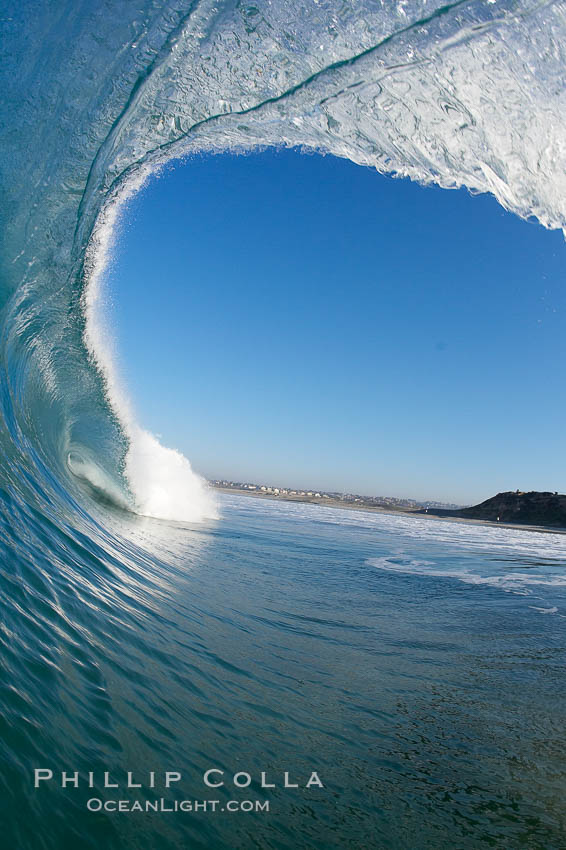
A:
[212,486,566,536]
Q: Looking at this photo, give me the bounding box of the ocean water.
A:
[2,492,566,849]
[2,1,566,848]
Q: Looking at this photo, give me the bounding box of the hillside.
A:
[420,491,566,528]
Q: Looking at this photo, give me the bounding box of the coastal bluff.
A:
[420,491,566,528]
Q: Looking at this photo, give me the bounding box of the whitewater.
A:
[1,1,566,849]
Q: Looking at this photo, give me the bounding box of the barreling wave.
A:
[1,0,565,525]
[2,5,566,848]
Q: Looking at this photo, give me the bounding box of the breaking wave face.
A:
[1,0,566,526]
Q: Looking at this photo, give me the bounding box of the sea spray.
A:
[82,171,217,522]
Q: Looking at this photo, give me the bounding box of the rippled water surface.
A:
[2,492,565,849]
[3,1,566,847]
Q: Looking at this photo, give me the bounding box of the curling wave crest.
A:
[1,0,566,519]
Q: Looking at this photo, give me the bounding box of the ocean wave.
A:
[2,0,566,523]
[3,6,566,846]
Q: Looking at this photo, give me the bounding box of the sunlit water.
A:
[2,491,564,849]
[3,2,566,847]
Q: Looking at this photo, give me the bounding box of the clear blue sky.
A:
[107,149,566,505]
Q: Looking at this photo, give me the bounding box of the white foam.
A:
[222,493,566,559]
[368,555,566,596]
[124,425,216,522]
[82,173,217,523]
